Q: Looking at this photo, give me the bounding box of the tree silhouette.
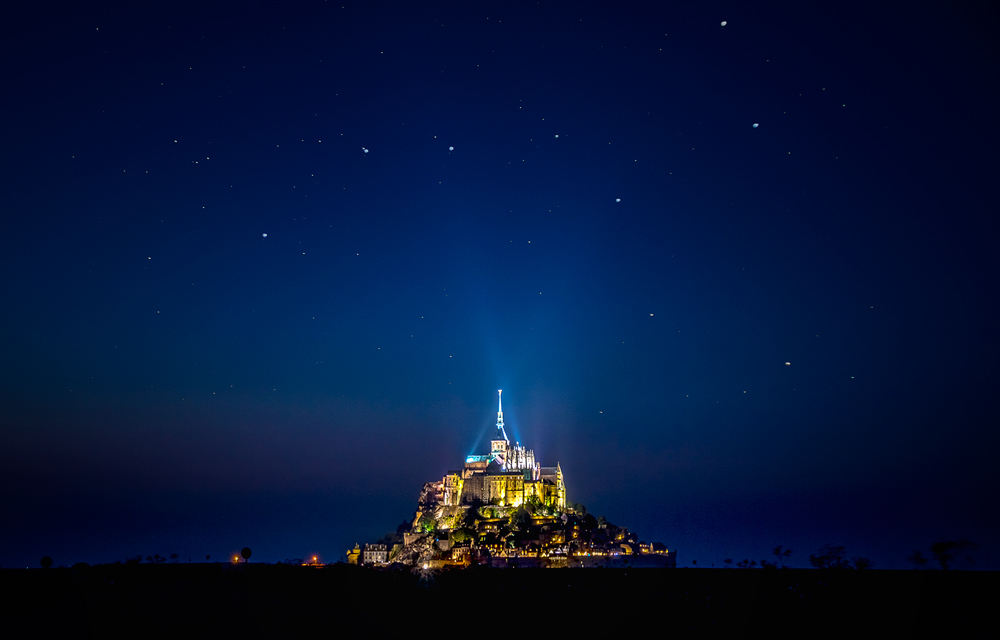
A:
[511,507,533,531]
[40,556,52,569]
[809,545,850,569]
[930,539,978,570]
[773,545,793,568]
[241,547,252,563]
[809,544,871,569]
[908,550,929,569]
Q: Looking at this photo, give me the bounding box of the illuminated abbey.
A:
[349,390,673,568]
[442,390,566,510]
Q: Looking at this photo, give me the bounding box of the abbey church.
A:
[441,390,566,509]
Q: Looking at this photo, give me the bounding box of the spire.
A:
[497,389,503,427]
[496,389,509,442]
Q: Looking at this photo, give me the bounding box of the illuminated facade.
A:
[442,390,566,510]
[346,544,361,565]
[362,543,388,565]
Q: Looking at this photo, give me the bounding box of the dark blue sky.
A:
[2,0,997,569]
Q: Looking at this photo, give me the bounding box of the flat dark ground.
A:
[5,563,995,637]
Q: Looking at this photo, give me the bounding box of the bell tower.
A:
[491,389,510,468]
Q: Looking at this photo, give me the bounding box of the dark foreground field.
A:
[5,563,995,637]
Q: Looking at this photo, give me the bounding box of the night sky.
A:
[2,1,997,569]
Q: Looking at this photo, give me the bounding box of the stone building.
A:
[362,543,388,565]
[442,390,566,510]
[346,544,361,565]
